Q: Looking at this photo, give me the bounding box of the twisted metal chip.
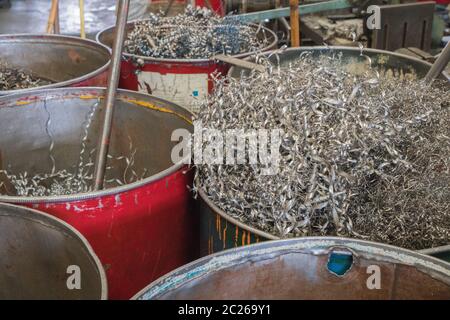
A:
[195,51,450,250]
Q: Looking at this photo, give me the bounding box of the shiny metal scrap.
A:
[124,5,270,59]
[195,51,450,250]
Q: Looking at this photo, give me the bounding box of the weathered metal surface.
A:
[134,237,450,300]
[371,2,435,52]
[0,202,107,299]
[231,0,352,23]
[0,88,197,299]
[0,34,110,96]
[194,46,450,261]
[96,22,277,111]
[225,0,288,14]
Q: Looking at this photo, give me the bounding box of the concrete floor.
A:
[0,0,186,38]
[0,0,128,38]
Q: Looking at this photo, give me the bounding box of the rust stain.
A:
[208,217,211,255]
[217,215,222,240]
[67,49,86,64]
[10,95,191,127]
[223,220,227,249]
[125,99,192,124]
[211,236,214,253]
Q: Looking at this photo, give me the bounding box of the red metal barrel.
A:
[196,0,225,15]
[0,88,196,299]
[96,22,277,111]
[0,34,110,96]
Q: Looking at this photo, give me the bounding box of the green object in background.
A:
[433,12,446,47]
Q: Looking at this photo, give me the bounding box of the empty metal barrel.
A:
[0,34,110,96]
[198,46,450,261]
[0,202,107,299]
[0,88,196,299]
[134,237,450,300]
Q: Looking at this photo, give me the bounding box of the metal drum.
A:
[196,0,225,15]
[134,237,450,300]
[0,34,110,96]
[0,88,196,299]
[198,46,450,260]
[96,22,277,112]
[0,203,107,299]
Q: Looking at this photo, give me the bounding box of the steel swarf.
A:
[195,52,450,250]
[124,5,270,59]
[0,101,148,197]
[0,62,52,91]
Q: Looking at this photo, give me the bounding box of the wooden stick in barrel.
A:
[289,0,300,47]
[46,0,59,34]
[93,0,130,191]
[79,0,86,39]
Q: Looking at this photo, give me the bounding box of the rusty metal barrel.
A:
[134,237,450,300]
[0,34,110,96]
[0,88,196,299]
[198,46,450,261]
[96,22,277,112]
[0,202,107,299]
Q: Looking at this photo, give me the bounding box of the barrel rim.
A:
[0,202,108,299]
[132,236,450,300]
[228,45,450,81]
[199,189,279,240]
[95,19,278,63]
[0,87,192,204]
[199,188,450,256]
[0,34,111,96]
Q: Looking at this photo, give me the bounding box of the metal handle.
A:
[93,0,130,191]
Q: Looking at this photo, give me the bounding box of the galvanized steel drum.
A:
[96,22,277,111]
[198,46,450,260]
[0,88,196,299]
[0,202,107,299]
[134,237,450,300]
[0,34,110,96]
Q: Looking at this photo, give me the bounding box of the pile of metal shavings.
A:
[0,100,148,197]
[194,52,450,250]
[124,5,270,59]
[0,62,52,91]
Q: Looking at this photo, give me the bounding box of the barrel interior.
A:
[141,239,450,300]
[0,36,110,86]
[0,203,106,299]
[229,47,447,79]
[97,22,276,58]
[0,89,192,197]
